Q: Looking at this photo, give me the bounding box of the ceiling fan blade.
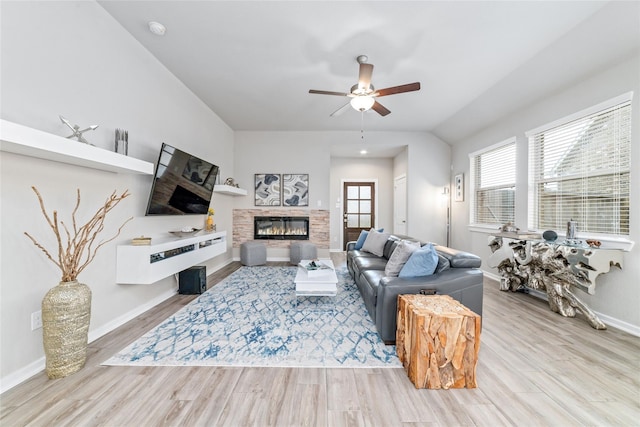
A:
[374,82,421,97]
[372,101,391,116]
[358,63,374,91]
[309,89,349,97]
[330,102,351,117]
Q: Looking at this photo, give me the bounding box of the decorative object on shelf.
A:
[454,173,464,202]
[566,219,578,240]
[169,227,202,238]
[59,115,98,145]
[224,177,240,188]
[114,128,128,155]
[255,173,281,206]
[131,236,152,246]
[586,239,602,248]
[24,187,131,378]
[283,173,309,207]
[205,208,216,232]
[542,230,558,242]
[488,235,623,329]
[500,222,519,233]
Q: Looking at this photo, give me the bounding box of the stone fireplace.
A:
[254,216,309,240]
[233,208,329,250]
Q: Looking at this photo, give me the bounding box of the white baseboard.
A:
[593,311,640,336]
[481,269,640,337]
[0,357,45,395]
[87,288,177,343]
[0,260,234,394]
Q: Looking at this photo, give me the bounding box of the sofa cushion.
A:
[399,243,439,278]
[361,229,391,256]
[383,237,402,260]
[354,228,384,250]
[353,256,389,278]
[434,245,482,268]
[384,240,420,277]
[435,253,451,274]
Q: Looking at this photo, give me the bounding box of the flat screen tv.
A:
[145,143,219,215]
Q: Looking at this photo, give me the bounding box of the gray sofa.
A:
[346,235,483,343]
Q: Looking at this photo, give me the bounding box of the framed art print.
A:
[454,173,464,202]
[282,174,309,206]
[255,173,281,206]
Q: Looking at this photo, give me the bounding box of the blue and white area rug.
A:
[103,266,400,368]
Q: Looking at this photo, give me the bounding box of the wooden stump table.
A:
[396,294,481,389]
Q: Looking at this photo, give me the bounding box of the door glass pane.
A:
[360,214,371,228]
[347,214,359,227]
[360,186,371,199]
[347,186,359,199]
[347,200,359,214]
[360,200,371,214]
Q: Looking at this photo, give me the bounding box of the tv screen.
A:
[145,143,219,215]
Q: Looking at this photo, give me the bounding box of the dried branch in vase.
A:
[24,187,132,282]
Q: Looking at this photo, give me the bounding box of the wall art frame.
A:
[454,173,464,202]
[254,173,281,206]
[282,173,309,207]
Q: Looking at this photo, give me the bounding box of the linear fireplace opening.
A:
[254,216,309,240]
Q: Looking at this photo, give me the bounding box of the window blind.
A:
[528,98,631,236]
[470,138,516,226]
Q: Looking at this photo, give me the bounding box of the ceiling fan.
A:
[309,55,420,117]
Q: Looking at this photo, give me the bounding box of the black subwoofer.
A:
[178,266,206,294]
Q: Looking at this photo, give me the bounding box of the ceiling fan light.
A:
[350,96,375,112]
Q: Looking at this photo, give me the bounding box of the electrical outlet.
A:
[31,310,42,330]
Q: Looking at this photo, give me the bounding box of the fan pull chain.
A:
[361,111,365,142]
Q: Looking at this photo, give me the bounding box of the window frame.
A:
[468,137,517,229]
[525,92,633,247]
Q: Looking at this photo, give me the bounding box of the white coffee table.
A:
[294,259,338,308]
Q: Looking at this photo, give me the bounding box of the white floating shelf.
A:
[116,230,227,284]
[213,184,248,196]
[0,119,154,175]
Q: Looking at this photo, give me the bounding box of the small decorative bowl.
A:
[542,230,558,242]
[168,228,201,238]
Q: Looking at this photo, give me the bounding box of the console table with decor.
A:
[487,234,623,329]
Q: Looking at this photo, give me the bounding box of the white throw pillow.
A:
[361,229,391,256]
[384,240,420,277]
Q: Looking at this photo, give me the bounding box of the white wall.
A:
[449,53,640,331]
[405,133,452,244]
[0,1,235,387]
[233,131,333,211]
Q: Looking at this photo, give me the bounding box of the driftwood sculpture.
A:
[488,236,623,330]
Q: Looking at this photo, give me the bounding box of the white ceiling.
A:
[98,1,639,154]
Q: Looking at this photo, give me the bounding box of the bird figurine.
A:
[59,115,98,145]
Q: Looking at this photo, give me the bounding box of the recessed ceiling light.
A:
[360,150,367,155]
[148,21,166,36]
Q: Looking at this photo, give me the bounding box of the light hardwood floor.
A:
[1,254,639,426]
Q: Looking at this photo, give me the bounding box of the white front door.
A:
[394,174,407,235]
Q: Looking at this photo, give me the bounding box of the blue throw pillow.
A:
[399,243,439,278]
[354,228,384,250]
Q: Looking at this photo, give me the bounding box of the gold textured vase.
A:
[41,280,92,379]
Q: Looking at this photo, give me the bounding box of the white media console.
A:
[116,230,227,284]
